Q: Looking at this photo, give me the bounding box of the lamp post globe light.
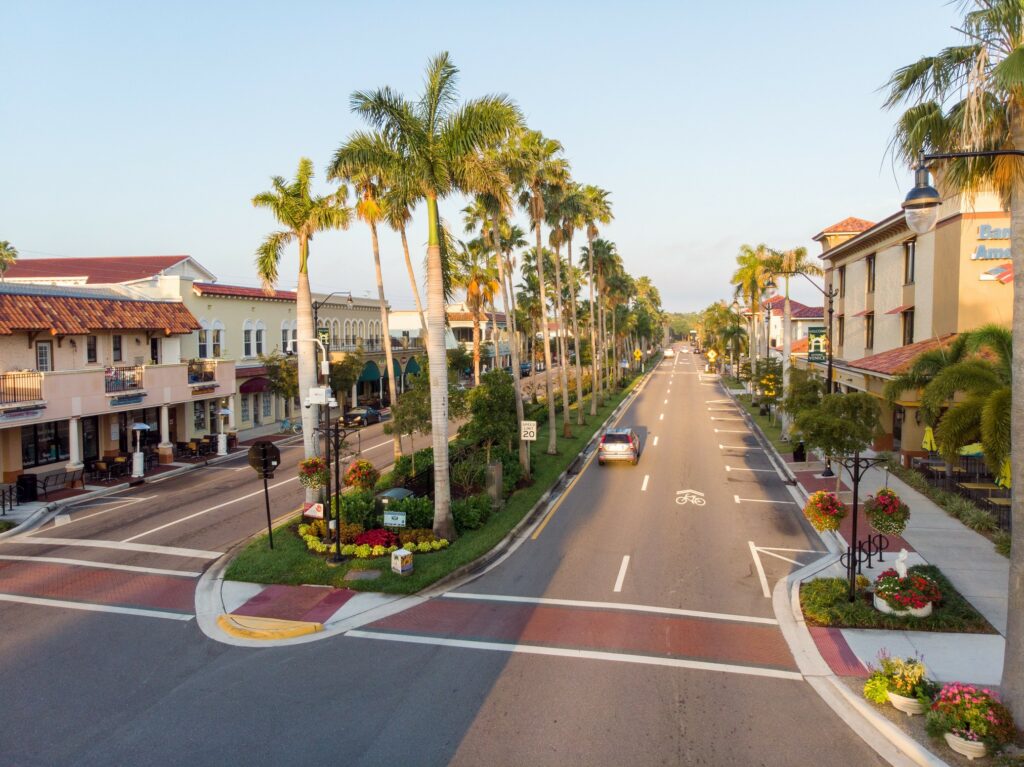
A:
[902,159,942,235]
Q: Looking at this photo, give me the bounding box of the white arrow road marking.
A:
[734,495,797,505]
[613,555,630,592]
[748,541,771,598]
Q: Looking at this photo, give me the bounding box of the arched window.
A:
[358,320,366,340]
[255,320,266,356]
[243,319,254,358]
[197,319,210,359]
[290,320,297,352]
[211,320,225,358]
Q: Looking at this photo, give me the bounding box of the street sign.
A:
[248,440,281,479]
[308,386,330,405]
[301,502,324,519]
[633,349,642,360]
[808,326,827,363]
[383,511,407,528]
[317,327,330,346]
[520,420,537,442]
[706,349,718,362]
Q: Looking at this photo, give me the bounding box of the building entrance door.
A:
[893,406,905,452]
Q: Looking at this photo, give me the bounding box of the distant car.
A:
[375,487,414,511]
[664,348,675,358]
[597,427,640,466]
[520,362,532,377]
[342,406,382,427]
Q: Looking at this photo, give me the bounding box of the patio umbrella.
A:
[996,459,1012,489]
[958,442,984,457]
[922,426,937,452]
[131,423,151,452]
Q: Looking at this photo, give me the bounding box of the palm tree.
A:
[585,238,621,393]
[884,334,971,426]
[883,4,1024,712]
[771,246,822,428]
[515,130,569,454]
[558,183,588,424]
[326,150,402,461]
[0,241,17,281]
[253,159,351,492]
[581,186,613,413]
[383,171,429,347]
[545,186,574,436]
[346,53,520,538]
[730,243,774,366]
[454,239,500,385]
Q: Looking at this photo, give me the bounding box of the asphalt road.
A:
[0,351,886,766]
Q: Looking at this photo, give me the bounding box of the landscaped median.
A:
[224,375,645,596]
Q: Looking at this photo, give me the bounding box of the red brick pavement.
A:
[808,627,870,677]
[233,584,355,623]
[794,469,849,495]
[0,560,195,613]
[368,597,798,671]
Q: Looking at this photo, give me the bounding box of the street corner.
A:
[217,613,323,641]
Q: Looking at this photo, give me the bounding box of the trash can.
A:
[16,473,37,503]
[793,441,807,462]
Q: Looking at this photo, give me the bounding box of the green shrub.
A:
[393,447,434,482]
[452,493,491,533]
[389,496,434,529]
[961,505,998,533]
[374,471,395,492]
[995,531,1011,557]
[335,490,375,527]
[451,452,486,496]
[498,449,523,496]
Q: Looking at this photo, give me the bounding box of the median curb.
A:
[216,613,323,640]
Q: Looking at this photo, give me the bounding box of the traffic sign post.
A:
[248,441,281,549]
[521,420,537,479]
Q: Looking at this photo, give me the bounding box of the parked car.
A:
[664,348,675,358]
[342,406,382,427]
[520,362,532,377]
[597,428,640,466]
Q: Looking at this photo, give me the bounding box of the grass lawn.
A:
[0,520,15,534]
[800,565,995,633]
[736,394,792,456]
[226,380,641,594]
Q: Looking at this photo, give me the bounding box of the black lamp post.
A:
[312,291,355,357]
[315,421,356,562]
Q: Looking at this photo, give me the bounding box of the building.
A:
[0,283,233,481]
[763,296,824,350]
[389,301,523,373]
[799,198,1013,463]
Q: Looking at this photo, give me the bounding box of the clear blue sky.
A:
[1,0,963,312]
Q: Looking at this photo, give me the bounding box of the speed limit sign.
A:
[520,420,538,442]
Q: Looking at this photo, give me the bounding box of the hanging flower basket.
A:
[298,457,329,489]
[802,490,848,532]
[344,459,379,490]
[865,487,910,537]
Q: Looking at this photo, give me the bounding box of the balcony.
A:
[104,365,144,393]
[0,371,44,407]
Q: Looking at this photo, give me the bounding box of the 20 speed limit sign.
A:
[520,420,538,442]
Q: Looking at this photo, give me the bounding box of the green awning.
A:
[405,357,421,375]
[358,360,381,383]
[381,358,402,379]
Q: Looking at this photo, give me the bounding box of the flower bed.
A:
[863,653,936,714]
[344,459,379,490]
[874,567,941,616]
[297,521,449,559]
[865,487,910,536]
[802,490,848,532]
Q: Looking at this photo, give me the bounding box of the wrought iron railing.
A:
[0,371,43,405]
[105,365,144,393]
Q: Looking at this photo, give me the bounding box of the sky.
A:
[1,0,966,313]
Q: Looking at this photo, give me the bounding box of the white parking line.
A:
[748,541,771,598]
[734,495,797,505]
[641,475,649,492]
[613,555,630,592]
[710,417,745,421]
[653,436,659,446]
[12,537,222,559]
[719,444,763,451]
[43,496,157,529]
[664,399,668,404]
[714,429,749,434]
[659,413,664,421]
[725,466,774,473]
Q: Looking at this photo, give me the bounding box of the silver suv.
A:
[597,428,640,466]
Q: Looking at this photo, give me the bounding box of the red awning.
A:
[239,377,270,394]
[885,304,913,315]
[851,309,871,318]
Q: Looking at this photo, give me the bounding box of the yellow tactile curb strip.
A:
[216,613,323,640]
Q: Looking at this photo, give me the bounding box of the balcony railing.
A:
[187,359,217,384]
[105,365,144,393]
[0,371,44,405]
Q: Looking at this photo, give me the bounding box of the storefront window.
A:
[241,396,250,422]
[262,394,272,418]
[193,402,206,431]
[20,421,70,468]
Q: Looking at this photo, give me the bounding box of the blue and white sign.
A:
[972,224,1011,260]
[383,511,407,528]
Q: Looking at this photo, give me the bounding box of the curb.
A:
[216,613,323,640]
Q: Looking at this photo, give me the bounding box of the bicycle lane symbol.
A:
[675,489,705,506]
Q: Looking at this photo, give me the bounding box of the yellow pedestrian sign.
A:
[633,349,642,360]
[706,349,718,362]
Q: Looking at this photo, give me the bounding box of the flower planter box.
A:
[887,691,927,716]
[943,732,987,760]
[873,593,933,618]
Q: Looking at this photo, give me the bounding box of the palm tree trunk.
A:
[587,236,600,414]
[491,214,528,477]
[425,195,452,539]
[472,311,481,386]
[532,199,557,455]
[781,278,792,437]
[490,306,500,368]
[566,237,584,425]
[551,246,572,437]
[399,223,428,346]
[370,221,401,461]
[295,237,318,504]
[1002,120,1024,718]
[611,306,619,386]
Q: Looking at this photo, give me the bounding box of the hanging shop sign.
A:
[807,327,828,363]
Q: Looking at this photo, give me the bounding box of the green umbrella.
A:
[958,442,984,457]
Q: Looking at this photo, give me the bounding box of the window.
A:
[902,309,915,346]
[865,313,875,350]
[36,341,53,372]
[866,255,876,294]
[281,327,290,353]
[838,266,846,298]
[262,393,272,418]
[837,316,845,346]
[193,402,207,431]
[86,335,97,364]
[243,328,253,358]
[255,323,265,355]
[903,240,916,285]
[291,326,297,351]
[198,328,209,359]
[20,421,70,468]
[113,335,123,362]
[211,327,223,358]
[241,395,250,422]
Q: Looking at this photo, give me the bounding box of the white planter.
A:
[887,691,927,716]
[873,593,933,618]
[944,732,987,760]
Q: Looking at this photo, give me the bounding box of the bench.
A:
[36,469,85,499]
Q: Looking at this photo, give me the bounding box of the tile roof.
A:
[762,296,824,319]
[0,291,199,336]
[847,334,957,376]
[3,256,191,284]
[790,337,809,353]
[193,282,297,301]
[813,217,876,240]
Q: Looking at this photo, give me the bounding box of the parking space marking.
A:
[653,436,659,446]
[659,413,664,421]
[733,495,797,505]
[0,554,201,578]
[0,593,194,620]
[725,466,774,473]
[14,537,222,559]
[719,444,763,451]
[714,429,749,434]
[613,555,630,592]
[641,475,649,492]
[748,541,771,598]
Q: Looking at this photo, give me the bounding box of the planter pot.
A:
[943,732,987,760]
[873,593,933,618]
[887,691,927,716]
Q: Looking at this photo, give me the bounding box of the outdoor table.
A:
[987,497,1011,507]
[958,481,1001,500]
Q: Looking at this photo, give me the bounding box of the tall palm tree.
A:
[581,186,613,413]
[730,243,774,366]
[454,239,500,385]
[253,158,351,489]
[545,186,574,436]
[883,2,1024,713]
[771,246,822,429]
[326,151,402,461]
[0,241,17,281]
[884,334,971,426]
[515,130,569,454]
[383,171,429,346]
[559,183,588,424]
[347,53,520,538]
[585,238,621,393]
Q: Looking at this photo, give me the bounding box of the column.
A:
[157,404,174,464]
[351,382,357,407]
[227,394,236,430]
[66,417,83,470]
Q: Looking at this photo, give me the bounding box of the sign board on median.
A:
[706,349,718,362]
[247,440,281,479]
[633,349,642,360]
[301,502,325,519]
[383,511,407,528]
[520,420,537,442]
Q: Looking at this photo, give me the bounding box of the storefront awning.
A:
[358,361,381,383]
[381,358,402,379]
[885,304,913,315]
[851,309,870,318]
[239,377,270,394]
[405,357,421,375]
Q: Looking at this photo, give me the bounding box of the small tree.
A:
[447,346,472,379]
[755,357,782,420]
[261,351,298,408]
[386,373,467,473]
[783,367,824,438]
[795,392,880,490]
[329,349,364,410]
[458,369,517,463]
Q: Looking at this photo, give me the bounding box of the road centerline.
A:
[613,555,630,592]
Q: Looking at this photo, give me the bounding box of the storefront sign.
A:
[0,407,43,422]
[110,394,144,407]
[972,224,1011,260]
[807,327,828,363]
[192,385,217,395]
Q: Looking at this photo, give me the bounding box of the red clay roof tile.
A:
[813,217,876,240]
[4,256,191,284]
[847,334,957,375]
[0,294,199,336]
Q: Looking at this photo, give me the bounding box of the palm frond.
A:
[255,231,292,291]
[934,396,984,463]
[979,385,1011,471]
[921,359,1004,413]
